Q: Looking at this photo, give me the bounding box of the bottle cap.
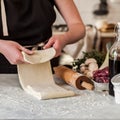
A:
[116,23,120,32]
[114,23,120,38]
[117,22,120,27]
[111,74,120,104]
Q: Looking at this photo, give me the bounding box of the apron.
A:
[0,0,56,73]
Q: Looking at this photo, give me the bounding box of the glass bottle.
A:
[109,22,120,96]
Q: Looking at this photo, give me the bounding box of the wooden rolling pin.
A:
[54,66,94,90]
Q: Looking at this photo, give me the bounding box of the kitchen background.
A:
[53,0,120,66]
[54,0,120,25]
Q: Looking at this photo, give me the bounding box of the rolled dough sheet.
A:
[17,48,75,100]
[22,48,56,64]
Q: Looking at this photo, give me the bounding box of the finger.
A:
[19,61,30,64]
[16,56,31,64]
[10,59,25,65]
[17,61,29,65]
[17,61,25,64]
[20,46,34,55]
[43,38,55,49]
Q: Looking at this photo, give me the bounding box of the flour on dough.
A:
[17,48,75,100]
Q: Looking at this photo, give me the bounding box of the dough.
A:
[17,48,75,100]
[22,48,56,64]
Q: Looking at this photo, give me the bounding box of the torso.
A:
[0,0,56,45]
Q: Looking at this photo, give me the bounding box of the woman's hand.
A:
[0,40,34,64]
[44,34,68,57]
[44,0,86,57]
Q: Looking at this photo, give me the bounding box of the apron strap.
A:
[1,0,8,36]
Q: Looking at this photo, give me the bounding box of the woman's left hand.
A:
[43,34,67,57]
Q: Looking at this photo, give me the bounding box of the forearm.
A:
[54,0,86,45]
[63,23,86,45]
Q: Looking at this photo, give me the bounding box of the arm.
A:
[44,0,85,57]
[0,40,33,64]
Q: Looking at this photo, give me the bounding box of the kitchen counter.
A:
[0,74,120,119]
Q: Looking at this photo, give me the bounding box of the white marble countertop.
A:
[0,74,119,119]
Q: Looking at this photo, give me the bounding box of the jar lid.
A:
[115,23,120,31]
[111,74,120,86]
[117,22,120,27]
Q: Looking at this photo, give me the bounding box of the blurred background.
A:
[54,0,120,25]
[52,0,120,66]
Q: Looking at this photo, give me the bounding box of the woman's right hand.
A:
[0,40,34,64]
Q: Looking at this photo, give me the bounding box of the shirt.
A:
[0,0,56,45]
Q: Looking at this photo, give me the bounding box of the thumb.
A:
[43,39,55,49]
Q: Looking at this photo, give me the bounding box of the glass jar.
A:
[109,22,120,96]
